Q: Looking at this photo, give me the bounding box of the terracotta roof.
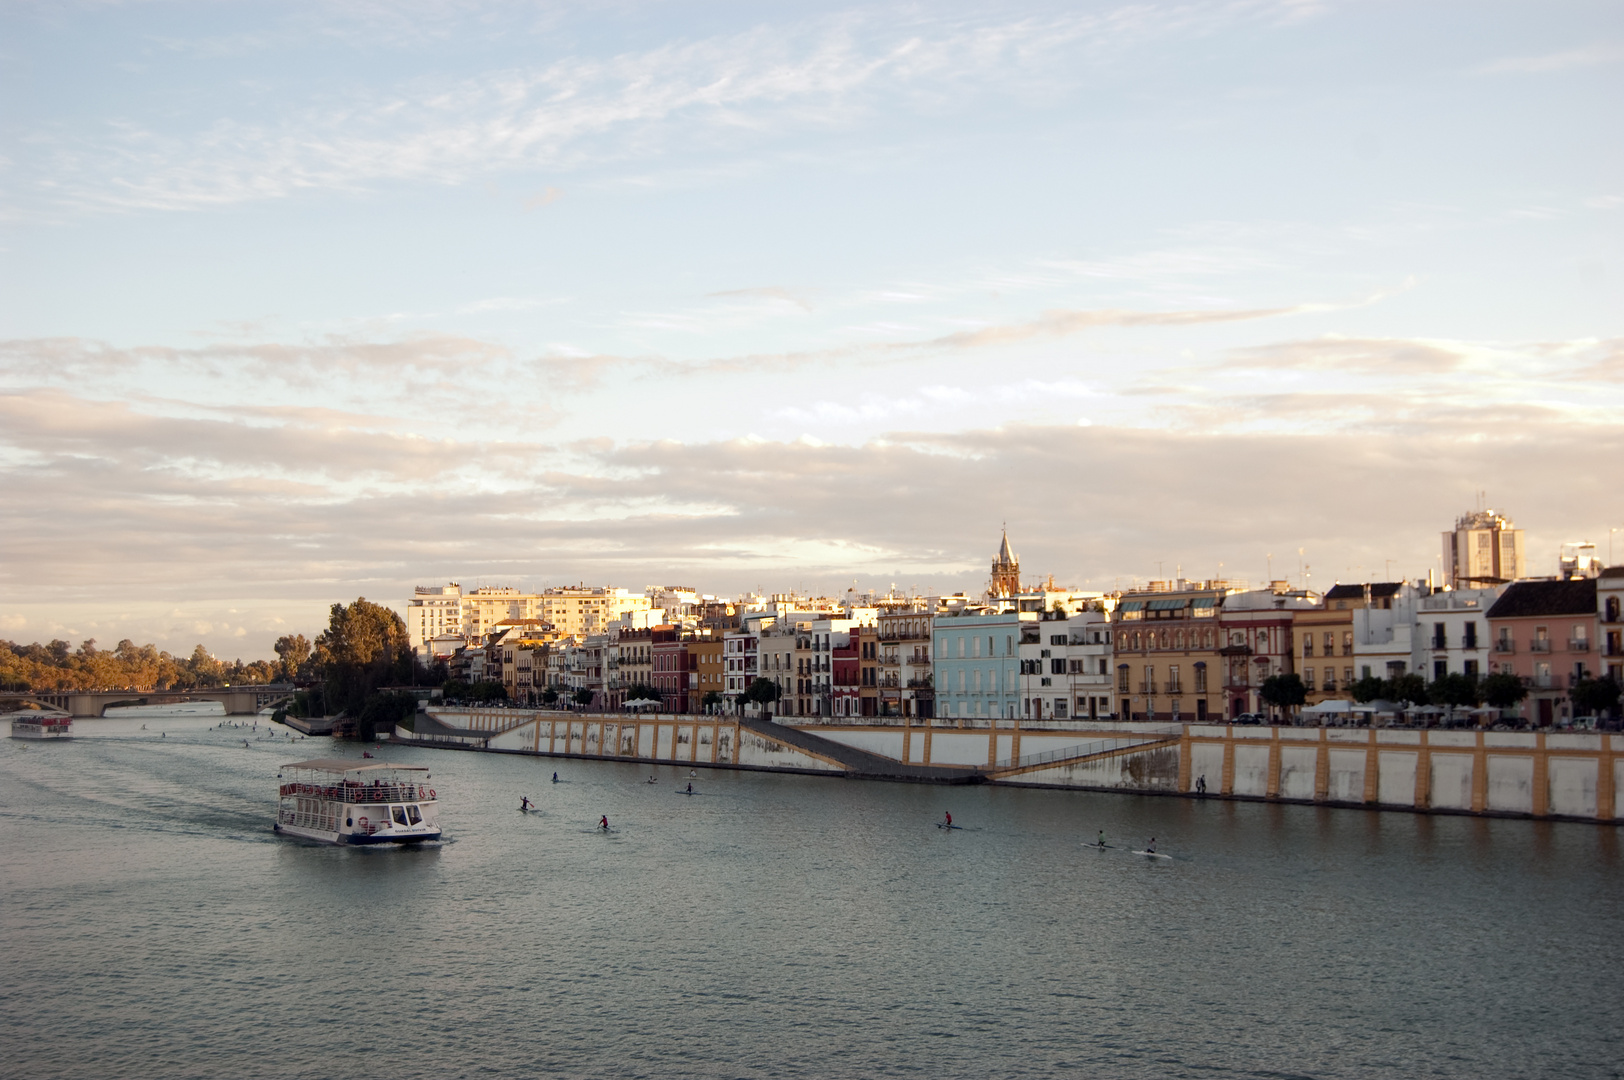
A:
[1485,578,1596,619]
[1324,582,1404,600]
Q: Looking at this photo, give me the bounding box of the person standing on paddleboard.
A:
[686,782,693,794]
[1097,829,1105,847]
[944,811,952,827]
[521,796,531,811]
[1146,837,1156,853]
[600,815,609,831]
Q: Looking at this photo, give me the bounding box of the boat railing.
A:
[279,780,435,804]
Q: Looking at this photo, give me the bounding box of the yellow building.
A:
[1112,581,1238,722]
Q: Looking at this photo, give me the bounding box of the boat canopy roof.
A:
[281,758,429,774]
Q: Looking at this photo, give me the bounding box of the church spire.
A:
[990,527,1020,598]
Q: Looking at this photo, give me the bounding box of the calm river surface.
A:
[3,719,1621,1079]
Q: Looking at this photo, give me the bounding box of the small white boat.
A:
[274,758,441,845]
[7,707,73,740]
[104,700,227,718]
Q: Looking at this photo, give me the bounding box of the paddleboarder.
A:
[1096,829,1105,847]
[520,796,532,812]
[944,811,952,827]
[599,815,609,831]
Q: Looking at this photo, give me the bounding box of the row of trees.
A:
[1,636,311,692]
[1257,671,1620,716]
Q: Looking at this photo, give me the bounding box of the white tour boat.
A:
[274,758,441,845]
[7,706,74,740]
[103,700,227,718]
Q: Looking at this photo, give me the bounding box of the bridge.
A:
[0,686,295,718]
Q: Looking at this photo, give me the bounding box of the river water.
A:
[2,719,1621,1079]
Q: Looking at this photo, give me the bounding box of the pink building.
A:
[1486,579,1597,726]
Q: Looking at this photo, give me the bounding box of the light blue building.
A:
[933,610,1025,723]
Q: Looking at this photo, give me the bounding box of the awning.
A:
[1147,598,1186,610]
[1118,600,1145,611]
[1191,597,1217,610]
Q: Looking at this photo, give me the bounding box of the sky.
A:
[1,0,1621,661]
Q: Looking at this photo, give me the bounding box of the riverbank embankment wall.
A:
[393,710,1623,823]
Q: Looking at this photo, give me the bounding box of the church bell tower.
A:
[990,529,1021,598]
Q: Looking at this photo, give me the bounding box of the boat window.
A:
[391,806,409,826]
[406,805,422,825]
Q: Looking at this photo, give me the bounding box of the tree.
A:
[570,687,593,707]
[1385,673,1429,706]
[1260,673,1306,715]
[1571,676,1621,718]
[702,690,723,711]
[1481,672,1527,710]
[624,683,662,704]
[273,633,312,682]
[1429,673,1481,710]
[540,687,559,706]
[1350,675,1386,704]
[312,597,412,721]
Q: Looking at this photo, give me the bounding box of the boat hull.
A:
[274,822,441,845]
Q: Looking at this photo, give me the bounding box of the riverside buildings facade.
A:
[406,507,1622,726]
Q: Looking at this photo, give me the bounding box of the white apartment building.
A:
[1411,585,1505,683]
[724,628,759,701]
[407,584,465,659]
[1016,610,1114,721]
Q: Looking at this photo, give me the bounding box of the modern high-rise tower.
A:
[1442,509,1524,588]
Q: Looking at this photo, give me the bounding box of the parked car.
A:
[1234,712,1265,725]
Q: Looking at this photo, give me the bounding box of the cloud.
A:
[1223,335,1467,374]
[11,2,1329,216]
[523,186,563,210]
[1478,43,1624,75]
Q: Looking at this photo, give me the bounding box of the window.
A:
[1117,664,1130,692]
[1464,659,1479,679]
[1051,658,1066,675]
[1433,622,1447,649]
[1054,699,1067,718]
[1174,630,1184,649]
[1463,622,1478,649]
[1168,665,1182,694]
[1194,663,1207,693]
[1323,632,1335,655]
[1343,667,1353,687]
[1050,635,1067,646]
[1305,666,1315,688]
[987,636,995,657]
[958,637,966,658]
[1098,659,1108,675]
[1304,634,1314,657]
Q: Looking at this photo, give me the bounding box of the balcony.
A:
[1529,640,1551,653]
[907,656,932,667]
[1528,674,1555,689]
[1494,640,1515,654]
[1567,639,1590,652]
[1166,680,1183,695]
[1430,637,1448,650]
[1138,680,1157,694]
[1606,641,1624,657]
